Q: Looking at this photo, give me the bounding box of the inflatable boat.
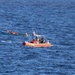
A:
[23,41,51,48]
[22,31,51,48]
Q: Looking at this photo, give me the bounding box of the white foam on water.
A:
[1,40,22,44]
[1,40,6,42]
[1,40,12,43]
[7,40,12,43]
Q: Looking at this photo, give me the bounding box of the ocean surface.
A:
[0,0,75,75]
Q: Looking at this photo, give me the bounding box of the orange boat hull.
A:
[23,41,51,47]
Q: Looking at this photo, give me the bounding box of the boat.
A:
[22,32,51,48]
[23,41,51,48]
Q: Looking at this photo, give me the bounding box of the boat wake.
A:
[1,40,12,43]
[1,40,22,44]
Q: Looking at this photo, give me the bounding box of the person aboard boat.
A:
[30,39,37,44]
[32,31,45,44]
[36,37,40,44]
[10,31,15,34]
[39,37,44,43]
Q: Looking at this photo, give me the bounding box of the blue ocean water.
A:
[0,0,75,75]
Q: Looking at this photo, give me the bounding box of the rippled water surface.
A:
[0,0,75,75]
